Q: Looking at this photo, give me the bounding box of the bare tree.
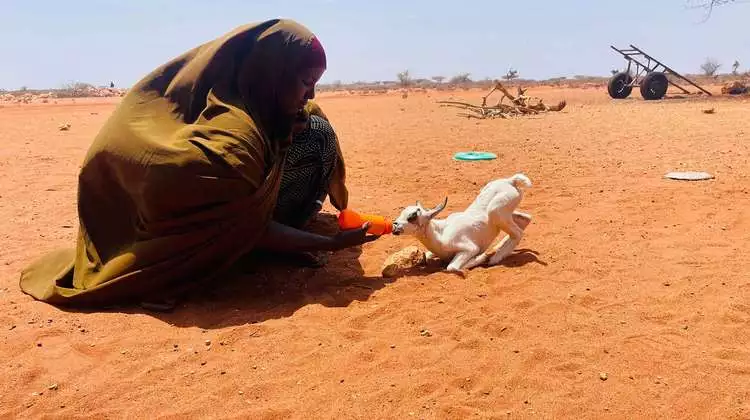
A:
[732,60,740,75]
[449,73,472,84]
[503,68,520,81]
[397,70,412,88]
[689,0,736,20]
[700,58,721,76]
[431,76,445,84]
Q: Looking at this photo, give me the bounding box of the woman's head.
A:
[237,20,328,143]
[277,36,326,118]
[138,19,326,145]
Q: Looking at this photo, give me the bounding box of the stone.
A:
[381,246,426,278]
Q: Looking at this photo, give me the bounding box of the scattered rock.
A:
[390,344,396,349]
[204,340,211,346]
[47,383,58,391]
[420,329,432,337]
[201,361,207,366]
[238,391,244,395]
[702,108,715,114]
[58,123,71,131]
[600,372,608,381]
[381,246,426,278]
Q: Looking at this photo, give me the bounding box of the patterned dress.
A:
[273,115,339,228]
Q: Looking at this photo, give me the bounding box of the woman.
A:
[19,19,378,308]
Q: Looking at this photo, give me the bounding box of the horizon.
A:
[2,0,747,90]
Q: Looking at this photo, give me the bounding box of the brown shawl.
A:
[19,19,347,307]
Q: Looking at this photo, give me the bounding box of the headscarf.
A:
[19,19,346,307]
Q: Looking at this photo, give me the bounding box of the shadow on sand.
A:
[56,214,546,329]
[127,213,395,329]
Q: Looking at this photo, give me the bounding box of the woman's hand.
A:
[258,221,380,254]
[328,222,380,251]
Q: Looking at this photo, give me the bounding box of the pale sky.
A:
[1,0,748,90]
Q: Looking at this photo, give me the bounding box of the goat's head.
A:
[392,197,448,236]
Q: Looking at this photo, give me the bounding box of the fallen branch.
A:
[438,80,567,119]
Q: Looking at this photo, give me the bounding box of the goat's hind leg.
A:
[446,249,480,273]
[462,253,490,270]
[484,212,530,266]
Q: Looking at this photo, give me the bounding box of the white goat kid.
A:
[392,173,532,273]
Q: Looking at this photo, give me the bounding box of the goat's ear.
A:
[426,197,448,219]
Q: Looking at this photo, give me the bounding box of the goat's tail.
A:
[510,173,532,189]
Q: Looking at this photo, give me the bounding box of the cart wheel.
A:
[608,72,633,99]
[640,72,668,100]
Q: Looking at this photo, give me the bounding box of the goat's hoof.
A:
[446,266,466,276]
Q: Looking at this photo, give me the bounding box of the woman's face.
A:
[280,66,325,117]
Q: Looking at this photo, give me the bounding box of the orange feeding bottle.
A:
[338,209,393,235]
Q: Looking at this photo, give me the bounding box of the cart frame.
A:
[610,44,712,96]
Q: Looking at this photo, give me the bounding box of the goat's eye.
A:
[407,212,418,223]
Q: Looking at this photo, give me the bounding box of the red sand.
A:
[1,87,749,419]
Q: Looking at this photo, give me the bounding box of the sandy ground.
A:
[1,86,749,419]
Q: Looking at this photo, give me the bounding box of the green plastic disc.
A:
[453,151,497,161]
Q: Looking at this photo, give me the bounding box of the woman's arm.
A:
[256,221,377,253]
